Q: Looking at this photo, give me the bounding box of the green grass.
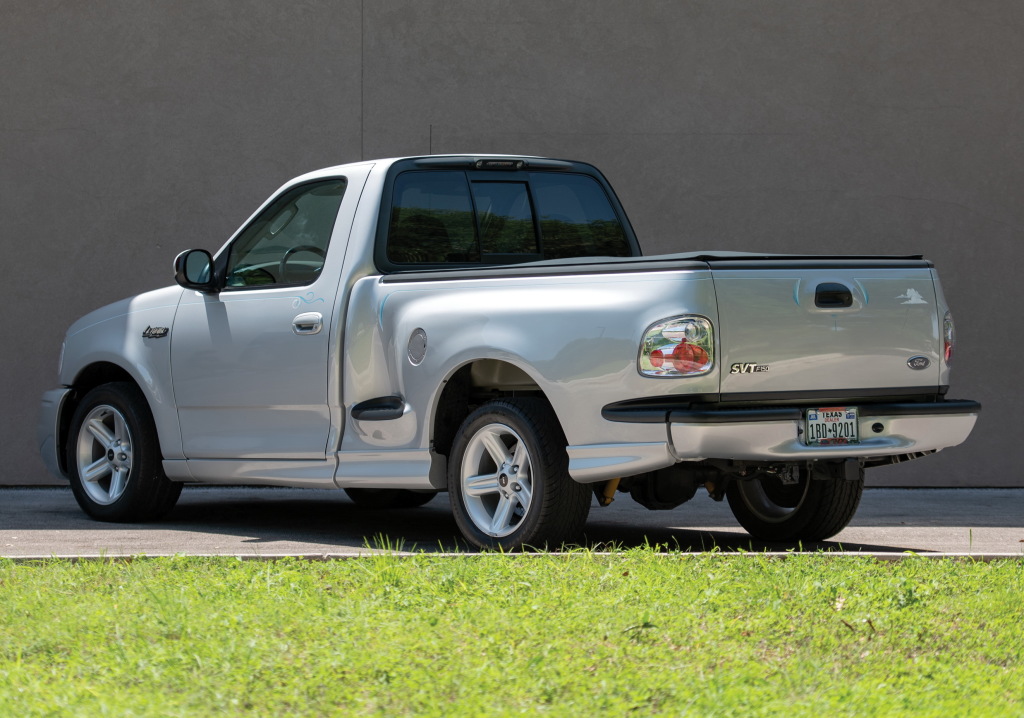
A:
[0,552,1021,716]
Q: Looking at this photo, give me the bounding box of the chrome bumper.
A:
[666,403,980,461]
[571,400,982,479]
[38,388,71,480]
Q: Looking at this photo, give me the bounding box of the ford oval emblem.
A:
[907,356,930,370]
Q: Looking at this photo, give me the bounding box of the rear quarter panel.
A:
[342,268,720,452]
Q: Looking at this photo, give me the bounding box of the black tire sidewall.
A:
[726,476,816,542]
[726,472,863,542]
[448,399,578,550]
[66,382,179,522]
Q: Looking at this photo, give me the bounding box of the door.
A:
[170,173,362,460]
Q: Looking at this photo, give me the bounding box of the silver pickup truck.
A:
[38,155,980,549]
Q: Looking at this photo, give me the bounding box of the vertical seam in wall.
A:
[360,0,365,161]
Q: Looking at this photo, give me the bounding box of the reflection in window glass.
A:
[388,172,479,263]
[225,179,346,288]
[384,170,631,267]
[529,173,630,259]
[469,182,539,256]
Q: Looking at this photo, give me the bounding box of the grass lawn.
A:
[1,552,1021,716]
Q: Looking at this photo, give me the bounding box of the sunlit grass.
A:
[0,552,1020,716]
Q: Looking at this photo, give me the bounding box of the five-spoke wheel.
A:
[74,403,134,506]
[460,421,534,538]
[449,398,589,550]
[67,382,182,522]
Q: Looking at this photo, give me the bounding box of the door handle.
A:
[292,312,323,335]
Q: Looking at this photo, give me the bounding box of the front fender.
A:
[38,388,72,479]
[60,286,185,460]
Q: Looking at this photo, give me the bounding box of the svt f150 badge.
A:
[730,362,769,374]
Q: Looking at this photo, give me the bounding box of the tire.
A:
[344,488,438,509]
[448,398,590,550]
[67,382,182,522]
[726,467,863,542]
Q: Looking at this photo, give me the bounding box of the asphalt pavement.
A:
[2,486,1022,559]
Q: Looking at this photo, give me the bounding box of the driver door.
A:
[170,174,358,460]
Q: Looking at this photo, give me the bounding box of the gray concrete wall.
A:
[3,1,1018,486]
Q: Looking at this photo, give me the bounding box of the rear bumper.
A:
[38,388,72,480]
[601,399,981,463]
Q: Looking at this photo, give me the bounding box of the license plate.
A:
[804,407,859,446]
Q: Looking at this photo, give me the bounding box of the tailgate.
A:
[711,260,942,398]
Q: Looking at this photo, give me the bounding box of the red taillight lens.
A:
[671,341,709,373]
[943,311,955,365]
[639,316,714,377]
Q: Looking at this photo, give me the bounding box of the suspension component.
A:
[597,477,621,507]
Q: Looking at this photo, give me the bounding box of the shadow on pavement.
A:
[1,487,925,554]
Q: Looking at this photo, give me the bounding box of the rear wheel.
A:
[67,382,182,522]
[344,488,437,509]
[448,398,590,550]
[726,465,863,542]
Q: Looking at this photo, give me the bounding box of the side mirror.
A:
[174,249,217,293]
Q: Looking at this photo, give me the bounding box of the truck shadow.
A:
[1,487,967,555]
[149,489,923,554]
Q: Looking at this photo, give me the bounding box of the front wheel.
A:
[726,466,863,542]
[448,398,590,550]
[67,382,182,522]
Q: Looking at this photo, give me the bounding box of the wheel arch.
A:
[445,394,590,549]
[57,362,162,475]
[430,358,556,462]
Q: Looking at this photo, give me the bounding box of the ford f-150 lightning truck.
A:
[38,155,981,549]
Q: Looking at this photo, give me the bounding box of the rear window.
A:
[529,173,630,260]
[385,170,630,265]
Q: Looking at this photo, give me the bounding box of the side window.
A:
[224,179,346,288]
[529,173,630,259]
[388,172,479,264]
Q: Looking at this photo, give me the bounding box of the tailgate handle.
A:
[815,282,853,308]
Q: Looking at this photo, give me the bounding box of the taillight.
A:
[943,311,955,365]
[639,316,714,377]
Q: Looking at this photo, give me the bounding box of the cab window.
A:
[528,173,629,259]
[471,181,540,259]
[385,170,629,266]
[225,179,346,288]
